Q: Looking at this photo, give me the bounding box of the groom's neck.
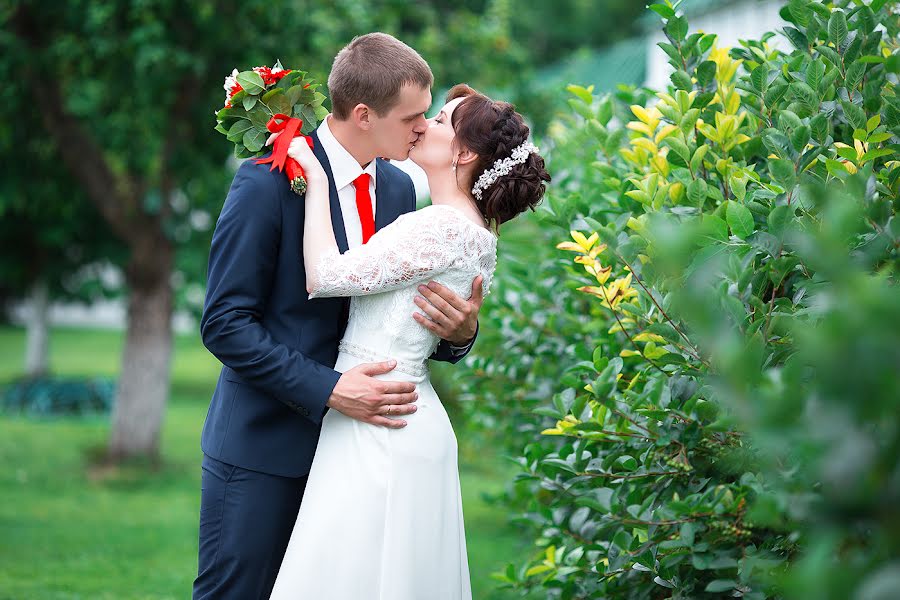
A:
[328,115,376,168]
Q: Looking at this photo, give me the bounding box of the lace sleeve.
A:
[308,209,466,298]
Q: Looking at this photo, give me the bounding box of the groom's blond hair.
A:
[328,33,433,120]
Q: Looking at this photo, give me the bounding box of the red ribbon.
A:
[254,113,314,185]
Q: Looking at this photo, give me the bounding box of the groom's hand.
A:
[327,361,418,429]
[413,276,483,346]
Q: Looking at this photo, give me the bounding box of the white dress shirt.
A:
[315,116,377,249]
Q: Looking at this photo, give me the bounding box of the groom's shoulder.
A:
[376,158,413,188]
[376,159,416,210]
[229,154,288,197]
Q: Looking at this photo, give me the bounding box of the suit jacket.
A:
[199,130,474,477]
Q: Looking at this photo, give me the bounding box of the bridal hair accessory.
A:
[471,140,539,200]
[214,61,329,195]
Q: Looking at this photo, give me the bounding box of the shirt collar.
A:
[316,115,377,192]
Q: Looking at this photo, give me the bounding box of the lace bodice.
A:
[309,204,497,366]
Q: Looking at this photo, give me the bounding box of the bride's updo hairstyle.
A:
[447,84,550,230]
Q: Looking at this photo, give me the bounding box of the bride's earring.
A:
[451,158,457,172]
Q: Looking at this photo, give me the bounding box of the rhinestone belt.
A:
[338,340,428,377]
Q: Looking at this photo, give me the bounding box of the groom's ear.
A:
[351,104,373,130]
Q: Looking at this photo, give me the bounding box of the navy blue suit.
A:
[193,130,473,599]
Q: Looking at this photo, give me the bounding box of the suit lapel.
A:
[309,130,349,253]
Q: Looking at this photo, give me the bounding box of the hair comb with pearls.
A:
[471,141,540,200]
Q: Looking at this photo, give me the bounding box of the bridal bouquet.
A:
[214,61,328,194]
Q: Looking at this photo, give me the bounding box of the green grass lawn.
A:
[0,326,535,599]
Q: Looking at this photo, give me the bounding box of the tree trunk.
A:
[24,278,50,378]
[108,238,174,461]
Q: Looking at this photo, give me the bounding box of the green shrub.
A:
[2,376,115,416]
[460,1,899,598]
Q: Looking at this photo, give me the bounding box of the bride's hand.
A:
[287,137,327,183]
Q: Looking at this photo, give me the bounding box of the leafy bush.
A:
[2,376,115,416]
[460,1,899,598]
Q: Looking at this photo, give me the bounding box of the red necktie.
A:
[352,173,375,244]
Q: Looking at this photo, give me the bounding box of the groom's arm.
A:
[200,162,340,425]
[431,323,479,364]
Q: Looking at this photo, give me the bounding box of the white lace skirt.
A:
[269,350,472,600]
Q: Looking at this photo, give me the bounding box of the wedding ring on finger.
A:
[386,405,393,416]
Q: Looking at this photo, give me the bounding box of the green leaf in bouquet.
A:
[248,104,273,128]
[214,122,229,135]
[236,70,266,95]
[243,127,267,153]
[226,120,253,143]
[312,91,327,107]
[230,89,248,107]
[298,87,316,105]
[216,105,249,124]
[242,95,258,111]
[263,88,291,115]
[285,85,305,106]
[299,104,319,129]
[234,143,255,159]
[314,105,329,121]
[276,72,295,91]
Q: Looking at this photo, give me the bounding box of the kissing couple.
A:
[195,32,550,600]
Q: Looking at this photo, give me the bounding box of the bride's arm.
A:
[288,137,464,299]
[285,137,339,292]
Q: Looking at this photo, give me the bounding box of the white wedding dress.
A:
[269,204,497,600]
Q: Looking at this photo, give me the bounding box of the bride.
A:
[268,84,550,600]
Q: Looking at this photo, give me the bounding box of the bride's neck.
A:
[423,167,484,225]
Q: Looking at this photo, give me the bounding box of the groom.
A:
[194,33,483,599]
